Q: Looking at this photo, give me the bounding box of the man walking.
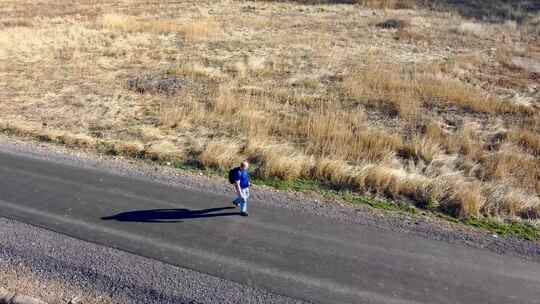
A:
[230,161,251,217]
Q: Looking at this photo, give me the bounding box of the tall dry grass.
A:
[478,147,540,194]
[509,129,540,157]
[344,63,527,116]
[359,0,416,9]
[101,14,220,40]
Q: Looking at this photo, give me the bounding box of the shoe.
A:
[232,201,238,207]
[240,211,249,217]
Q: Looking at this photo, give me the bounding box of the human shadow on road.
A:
[101,207,240,223]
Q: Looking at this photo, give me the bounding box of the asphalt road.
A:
[0,151,539,304]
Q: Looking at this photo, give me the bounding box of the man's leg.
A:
[240,188,249,214]
[233,186,243,207]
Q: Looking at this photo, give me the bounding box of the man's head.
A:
[240,161,249,170]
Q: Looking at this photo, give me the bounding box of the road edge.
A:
[0,134,538,262]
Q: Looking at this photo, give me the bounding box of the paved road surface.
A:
[0,151,538,304]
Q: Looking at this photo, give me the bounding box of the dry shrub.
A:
[101,14,136,32]
[212,86,244,115]
[350,159,488,215]
[427,172,486,218]
[127,75,184,95]
[393,93,420,121]
[58,133,96,148]
[376,19,410,29]
[0,121,40,138]
[494,192,524,217]
[241,109,271,140]
[509,129,540,156]
[450,183,485,218]
[199,141,242,169]
[313,158,355,186]
[171,63,227,81]
[501,20,518,34]
[115,141,145,158]
[244,135,269,159]
[482,183,540,218]
[355,165,429,202]
[494,46,521,71]
[424,120,444,138]
[360,0,416,9]
[159,95,208,129]
[257,145,313,181]
[231,55,275,79]
[454,22,489,38]
[210,87,271,138]
[0,18,33,28]
[448,124,484,160]
[523,206,540,220]
[146,141,184,162]
[523,14,540,38]
[479,148,540,194]
[181,19,221,41]
[139,126,164,142]
[353,130,403,162]
[422,119,450,149]
[516,114,540,134]
[36,130,65,143]
[0,121,98,149]
[402,135,443,163]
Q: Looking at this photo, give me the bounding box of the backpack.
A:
[228,167,239,184]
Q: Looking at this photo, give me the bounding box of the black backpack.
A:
[228,167,239,184]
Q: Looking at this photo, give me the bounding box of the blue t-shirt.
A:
[234,168,250,189]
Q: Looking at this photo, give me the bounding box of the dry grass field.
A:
[0,0,539,222]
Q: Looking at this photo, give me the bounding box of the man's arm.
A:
[235,180,243,197]
[234,169,243,197]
